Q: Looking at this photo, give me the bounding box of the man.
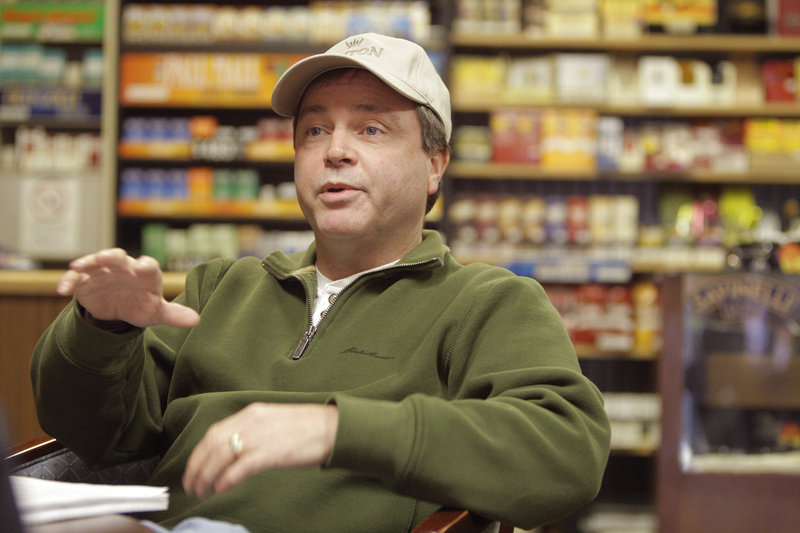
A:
[31,33,610,532]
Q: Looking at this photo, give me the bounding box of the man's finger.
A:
[92,248,134,269]
[56,270,83,296]
[160,302,200,329]
[184,426,238,499]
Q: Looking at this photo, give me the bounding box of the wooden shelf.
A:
[448,161,800,184]
[452,97,800,118]
[611,445,658,456]
[576,348,659,361]
[117,199,305,220]
[453,247,727,276]
[451,32,800,53]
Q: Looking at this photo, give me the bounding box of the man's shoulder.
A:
[443,257,540,290]
[185,256,270,293]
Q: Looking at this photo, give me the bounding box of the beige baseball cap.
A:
[271,32,451,141]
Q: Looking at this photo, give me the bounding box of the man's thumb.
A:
[161,302,200,329]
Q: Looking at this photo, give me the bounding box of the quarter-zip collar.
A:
[260,229,448,281]
[261,230,448,360]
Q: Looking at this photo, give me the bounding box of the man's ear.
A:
[427,149,450,195]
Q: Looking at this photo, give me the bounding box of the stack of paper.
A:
[10,476,168,525]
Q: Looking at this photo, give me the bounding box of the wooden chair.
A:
[5,436,510,533]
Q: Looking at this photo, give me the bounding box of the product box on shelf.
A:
[600,0,644,37]
[554,53,610,103]
[490,108,541,164]
[606,56,640,106]
[452,126,492,162]
[452,0,523,34]
[716,0,768,33]
[449,55,507,102]
[118,116,294,163]
[544,0,599,37]
[744,118,800,172]
[540,108,597,171]
[504,56,553,103]
[778,0,800,35]
[762,59,797,102]
[643,0,717,32]
[119,52,309,108]
[596,116,625,170]
[122,2,433,45]
[0,2,105,42]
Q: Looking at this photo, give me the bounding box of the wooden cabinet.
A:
[659,274,800,533]
[0,270,185,446]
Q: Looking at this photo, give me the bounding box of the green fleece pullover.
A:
[31,231,610,532]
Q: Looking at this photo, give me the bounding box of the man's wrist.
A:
[78,303,136,333]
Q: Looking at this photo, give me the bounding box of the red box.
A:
[490,109,541,164]
[778,0,800,35]
[762,59,797,102]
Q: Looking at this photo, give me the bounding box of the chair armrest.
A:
[3,436,61,470]
[413,509,502,533]
[5,435,159,485]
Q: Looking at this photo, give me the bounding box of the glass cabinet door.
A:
[680,273,800,473]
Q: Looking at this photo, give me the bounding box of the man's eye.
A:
[364,126,380,135]
[307,126,322,136]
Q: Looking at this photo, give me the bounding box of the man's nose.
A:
[325,130,355,167]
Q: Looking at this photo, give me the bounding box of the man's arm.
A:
[31,248,201,465]
[325,276,610,529]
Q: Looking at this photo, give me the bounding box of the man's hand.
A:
[182,403,339,499]
[57,248,199,329]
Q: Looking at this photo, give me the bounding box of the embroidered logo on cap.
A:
[343,37,384,58]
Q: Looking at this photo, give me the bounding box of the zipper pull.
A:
[291,325,317,360]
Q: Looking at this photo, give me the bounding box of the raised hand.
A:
[57,248,199,329]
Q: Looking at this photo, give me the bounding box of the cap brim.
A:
[271,54,429,118]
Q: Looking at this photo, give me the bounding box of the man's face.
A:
[293,70,444,250]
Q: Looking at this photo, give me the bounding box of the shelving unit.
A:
[450,32,800,53]
[0,1,116,265]
[450,161,800,183]
[444,11,800,529]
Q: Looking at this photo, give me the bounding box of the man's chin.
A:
[312,223,367,241]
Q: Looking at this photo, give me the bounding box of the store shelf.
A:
[453,246,727,276]
[118,149,295,164]
[120,42,328,54]
[611,445,658,457]
[0,87,102,123]
[451,32,800,53]
[576,348,659,361]
[452,97,800,118]
[448,161,800,184]
[117,199,304,220]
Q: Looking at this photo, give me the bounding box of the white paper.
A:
[10,476,169,526]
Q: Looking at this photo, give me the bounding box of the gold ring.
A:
[230,432,243,458]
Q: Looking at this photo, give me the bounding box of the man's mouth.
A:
[321,182,355,194]
[319,183,360,202]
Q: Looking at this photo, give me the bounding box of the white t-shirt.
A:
[312,261,399,327]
